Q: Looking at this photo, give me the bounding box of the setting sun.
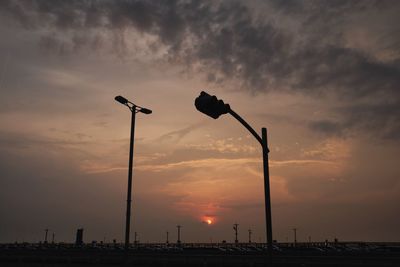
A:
[202,216,215,225]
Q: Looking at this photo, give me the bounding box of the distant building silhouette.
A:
[75,228,84,246]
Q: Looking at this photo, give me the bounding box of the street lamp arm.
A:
[194,91,273,254]
[115,95,152,114]
[228,109,263,147]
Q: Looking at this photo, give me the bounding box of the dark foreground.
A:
[1,243,400,267]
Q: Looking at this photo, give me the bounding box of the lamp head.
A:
[139,108,152,114]
[115,95,128,105]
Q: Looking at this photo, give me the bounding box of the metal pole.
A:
[134,232,138,246]
[248,229,252,243]
[125,110,136,250]
[233,223,239,244]
[177,225,181,245]
[262,128,273,254]
[44,229,48,244]
[227,110,273,254]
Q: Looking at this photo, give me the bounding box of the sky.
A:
[0,0,399,244]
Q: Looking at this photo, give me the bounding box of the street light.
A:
[115,95,152,250]
[194,91,273,254]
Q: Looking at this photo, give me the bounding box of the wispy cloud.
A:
[135,157,337,172]
[157,123,203,143]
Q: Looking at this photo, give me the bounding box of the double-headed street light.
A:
[195,91,273,254]
[115,95,152,250]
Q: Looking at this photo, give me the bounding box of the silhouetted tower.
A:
[52,233,55,244]
[44,229,49,244]
[177,225,182,245]
[166,231,169,244]
[233,223,239,244]
[293,228,297,247]
[248,229,252,243]
[134,232,138,245]
[75,228,84,246]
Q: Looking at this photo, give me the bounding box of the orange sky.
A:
[0,0,400,243]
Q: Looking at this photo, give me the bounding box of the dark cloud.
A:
[2,1,398,92]
[1,0,400,138]
[308,120,344,137]
[291,47,400,98]
[309,102,400,140]
[343,102,400,140]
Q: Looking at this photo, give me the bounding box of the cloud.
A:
[309,101,400,140]
[2,0,400,140]
[136,157,261,172]
[308,120,344,137]
[1,1,397,92]
[157,123,203,143]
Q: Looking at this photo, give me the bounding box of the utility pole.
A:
[233,223,239,244]
[166,231,169,244]
[177,225,182,246]
[44,229,48,244]
[248,229,252,243]
[293,228,297,247]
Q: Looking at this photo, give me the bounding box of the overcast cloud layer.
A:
[2,0,400,139]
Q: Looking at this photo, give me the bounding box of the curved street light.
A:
[115,95,152,250]
[195,91,273,254]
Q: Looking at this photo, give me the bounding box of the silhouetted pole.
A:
[134,231,138,246]
[248,229,252,243]
[233,223,239,244]
[229,111,273,252]
[125,110,136,250]
[52,233,55,244]
[166,231,169,244]
[194,91,273,254]
[293,228,297,247]
[115,95,152,251]
[44,229,48,244]
[177,225,182,245]
[261,127,273,251]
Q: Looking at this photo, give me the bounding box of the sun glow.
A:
[202,216,215,225]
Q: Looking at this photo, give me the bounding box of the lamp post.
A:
[115,95,152,250]
[248,229,252,243]
[194,91,273,254]
[44,229,48,244]
[177,225,182,246]
[233,223,239,244]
